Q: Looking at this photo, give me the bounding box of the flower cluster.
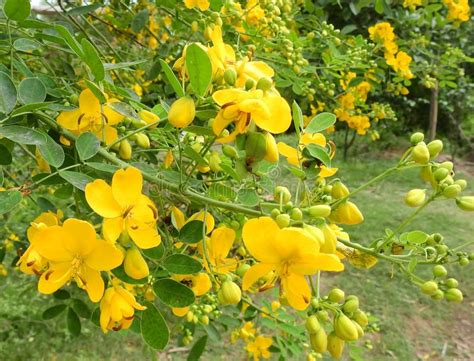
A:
[443,0,470,22]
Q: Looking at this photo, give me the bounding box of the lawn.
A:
[1,146,473,361]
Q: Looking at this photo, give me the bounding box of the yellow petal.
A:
[172,307,189,317]
[85,239,124,271]
[212,89,245,105]
[209,226,235,261]
[62,218,97,257]
[57,109,86,131]
[242,263,275,290]
[85,179,124,218]
[81,265,104,302]
[281,274,311,310]
[103,217,124,243]
[190,273,211,296]
[260,95,292,134]
[33,226,72,262]
[189,211,215,234]
[277,142,300,166]
[112,167,143,209]
[171,206,185,230]
[274,227,318,260]
[212,110,235,137]
[309,253,344,272]
[127,222,161,249]
[79,88,101,115]
[92,126,118,145]
[239,99,270,124]
[103,103,124,125]
[300,133,326,147]
[38,262,72,295]
[100,303,111,332]
[242,217,280,263]
[319,166,338,178]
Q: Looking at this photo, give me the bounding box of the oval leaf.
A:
[38,133,65,168]
[305,112,336,134]
[3,0,31,22]
[153,278,195,307]
[76,132,100,160]
[159,59,185,97]
[0,190,22,215]
[18,78,46,104]
[163,254,202,274]
[0,126,46,145]
[141,302,169,350]
[80,39,105,81]
[0,72,17,114]
[185,44,212,97]
[187,335,208,361]
[42,304,67,320]
[303,143,331,167]
[59,170,94,191]
[179,220,205,244]
[67,307,81,337]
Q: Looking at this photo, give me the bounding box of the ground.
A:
[0,144,473,361]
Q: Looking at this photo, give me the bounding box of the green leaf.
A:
[0,126,46,145]
[3,0,30,22]
[10,102,53,117]
[142,243,165,260]
[54,184,73,199]
[179,220,205,244]
[59,171,94,191]
[81,39,105,81]
[54,25,84,58]
[286,166,306,179]
[401,231,429,244]
[86,162,120,173]
[303,144,331,167]
[0,72,17,114]
[53,289,71,300]
[13,38,40,52]
[71,299,92,319]
[375,0,384,14]
[67,307,81,337]
[42,304,67,320]
[67,4,102,16]
[131,9,149,32]
[141,302,169,350]
[159,59,185,97]
[305,112,336,133]
[237,189,260,207]
[291,101,303,138]
[18,78,46,105]
[187,335,208,361]
[153,278,195,307]
[76,132,100,160]
[0,190,22,215]
[38,133,65,168]
[163,254,202,274]
[84,79,107,103]
[0,144,12,165]
[111,264,148,284]
[104,60,148,71]
[183,125,215,137]
[185,44,212,97]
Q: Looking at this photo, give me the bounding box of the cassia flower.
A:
[246,335,273,361]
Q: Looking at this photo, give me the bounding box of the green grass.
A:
[1,148,473,361]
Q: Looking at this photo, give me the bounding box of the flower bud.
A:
[302,224,325,247]
[263,132,279,163]
[353,310,368,327]
[446,278,458,288]
[119,139,132,160]
[223,68,237,85]
[331,181,349,199]
[445,288,463,302]
[305,315,321,334]
[275,214,290,228]
[332,201,364,225]
[168,96,196,128]
[412,142,430,164]
[342,298,359,313]
[327,332,345,359]
[410,132,424,145]
[443,184,461,199]
[353,320,364,338]
[459,257,469,266]
[236,263,250,278]
[222,145,238,159]
[433,168,449,182]
[431,289,444,300]
[420,281,438,295]
[308,205,332,218]
[432,265,447,278]
[218,280,241,305]
[439,161,454,172]
[328,288,345,303]
[209,152,222,172]
[404,189,426,207]
[420,166,434,184]
[427,140,443,158]
[245,78,255,90]
[310,329,327,353]
[290,208,303,221]
[334,314,359,341]
[274,186,291,203]
[454,179,467,190]
[455,196,474,211]
[138,110,160,129]
[256,77,273,91]
[135,133,150,149]
[245,132,267,161]
[124,247,149,279]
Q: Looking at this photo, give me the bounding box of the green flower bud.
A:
[439,161,454,172]
[310,329,327,353]
[433,233,443,243]
[236,264,250,278]
[328,288,345,303]
[412,142,430,164]
[404,189,426,207]
[271,208,281,218]
[305,315,321,334]
[443,184,462,199]
[410,132,424,145]
[245,132,267,162]
[446,278,458,288]
[427,140,443,158]
[222,145,238,158]
[433,265,447,278]
[331,181,350,199]
[308,205,332,218]
[316,310,329,322]
[334,314,359,341]
[245,78,255,90]
[223,68,237,85]
[218,280,241,305]
[275,214,291,228]
[256,77,273,91]
[327,332,345,359]
[431,289,444,301]
[456,196,474,211]
[353,310,368,327]
[459,257,469,266]
[119,139,132,160]
[445,288,463,302]
[454,179,467,190]
[290,208,303,220]
[343,298,359,313]
[420,166,434,183]
[135,133,150,149]
[274,186,291,203]
[433,168,449,182]
[421,281,438,295]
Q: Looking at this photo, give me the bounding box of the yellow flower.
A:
[207,25,236,77]
[17,211,63,275]
[100,285,146,332]
[173,273,212,296]
[242,217,344,310]
[33,218,123,302]
[330,201,364,225]
[246,335,273,361]
[240,321,257,340]
[184,0,210,11]
[201,226,237,273]
[386,51,414,79]
[123,247,149,279]
[85,167,161,249]
[368,22,396,44]
[164,149,174,168]
[234,57,275,89]
[403,0,422,9]
[57,88,124,145]
[443,0,470,22]
[212,88,291,143]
